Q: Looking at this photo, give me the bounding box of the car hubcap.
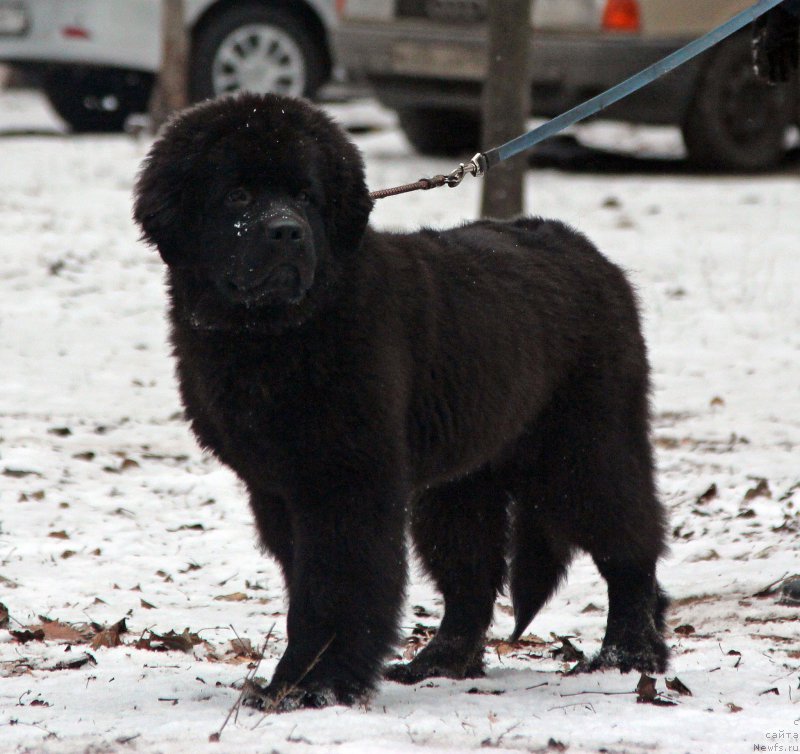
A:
[212,24,306,97]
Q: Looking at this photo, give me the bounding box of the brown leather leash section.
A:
[368,175,447,200]
[369,155,486,201]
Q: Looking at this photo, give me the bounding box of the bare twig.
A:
[209,624,273,743]
[525,681,549,690]
[548,701,597,713]
[753,572,789,597]
[481,721,522,748]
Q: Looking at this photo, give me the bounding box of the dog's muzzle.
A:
[220,210,316,306]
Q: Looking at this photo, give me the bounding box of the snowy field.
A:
[0,89,798,754]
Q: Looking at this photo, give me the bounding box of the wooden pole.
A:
[480,0,531,219]
[150,0,190,131]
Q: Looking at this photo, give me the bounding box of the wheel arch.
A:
[190,0,332,83]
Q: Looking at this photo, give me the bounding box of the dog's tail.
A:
[507,524,571,642]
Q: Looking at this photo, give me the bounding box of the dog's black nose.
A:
[265,217,304,245]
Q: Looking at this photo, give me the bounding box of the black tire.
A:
[43,67,153,133]
[396,108,480,156]
[190,3,327,102]
[682,33,794,171]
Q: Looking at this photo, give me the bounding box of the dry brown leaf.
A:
[0,602,9,629]
[46,652,96,671]
[492,641,516,657]
[20,618,93,644]
[487,635,546,651]
[696,483,718,504]
[214,592,248,602]
[18,490,46,502]
[744,479,771,501]
[636,673,677,706]
[692,549,720,562]
[11,628,45,644]
[467,687,505,696]
[636,673,658,702]
[90,618,127,649]
[550,636,584,663]
[3,468,41,478]
[135,628,202,653]
[228,637,260,660]
[666,676,693,696]
[48,530,69,540]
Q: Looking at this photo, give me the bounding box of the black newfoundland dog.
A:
[133,93,668,710]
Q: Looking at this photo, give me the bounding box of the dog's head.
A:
[133,94,373,325]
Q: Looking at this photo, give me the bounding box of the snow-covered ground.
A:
[0,89,798,754]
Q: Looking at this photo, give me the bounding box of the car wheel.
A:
[396,108,480,156]
[682,33,794,171]
[42,67,153,133]
[190,3,326,101]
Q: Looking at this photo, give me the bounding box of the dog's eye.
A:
[226,188,252,207]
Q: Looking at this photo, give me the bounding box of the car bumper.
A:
[334,21,707,125]
[0,0,159,73]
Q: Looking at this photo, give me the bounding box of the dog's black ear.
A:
[331,150,374,253]
[132,139,197,267]
[330,167,374,253]
[314,111,374,253]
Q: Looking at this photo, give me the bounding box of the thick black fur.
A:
[133,93,669,710]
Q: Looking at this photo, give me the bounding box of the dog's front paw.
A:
[241,679,353,711]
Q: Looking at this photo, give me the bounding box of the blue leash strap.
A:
[477,0,786,171]
[369,0,788,199]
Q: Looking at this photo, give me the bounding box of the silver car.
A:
[0,0,335,131]
[335,0,799,170]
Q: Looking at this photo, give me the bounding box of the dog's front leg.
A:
[249,476,408,710]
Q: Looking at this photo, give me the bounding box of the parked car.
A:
[0,0,335,131]
[334,0,799,170]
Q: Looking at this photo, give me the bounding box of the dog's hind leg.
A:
[534,371,669,674]
[505,352,669,674]
[385,469,508,684]
[577,391,669,674]
[587,557,670,673]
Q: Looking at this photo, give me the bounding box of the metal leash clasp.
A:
[445,153,488,187]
